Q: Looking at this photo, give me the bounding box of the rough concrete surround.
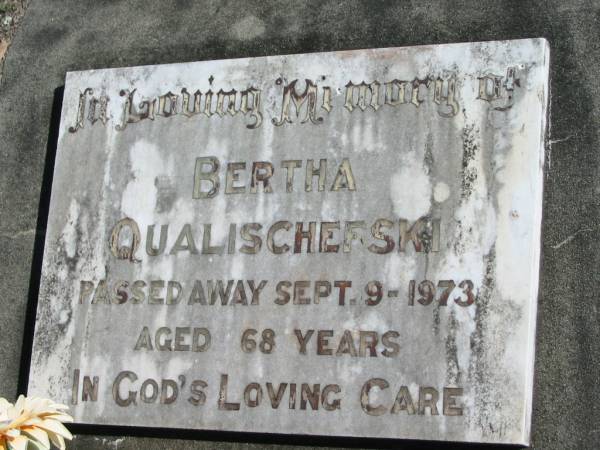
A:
[0,1,598,449]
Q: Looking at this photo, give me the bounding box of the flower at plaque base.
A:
[0,395,73,450]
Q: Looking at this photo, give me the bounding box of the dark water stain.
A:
[446,308,460,385]
[468,246,495,418]
[467,246,523,438]
[155,175,177,213]
[423,131,434,175]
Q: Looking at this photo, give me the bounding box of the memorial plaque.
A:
[28,38,549,445]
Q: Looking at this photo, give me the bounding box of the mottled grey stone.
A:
[0,1,598,449]
[26,39,548,445]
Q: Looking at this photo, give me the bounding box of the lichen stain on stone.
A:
[423,132,434,175]
[460,124,479,203]
[467,246,497,434]
[445,309,461,385]
[30,258,73,399]
[467,246,524,439]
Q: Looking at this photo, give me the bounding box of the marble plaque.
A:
[28,38,549,445]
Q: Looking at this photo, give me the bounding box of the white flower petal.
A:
[7,435,27,450]
[36,420,72,440]
[5,429,20,438]
[46,431,66,450]
[23,427,50,449]
[0,396,72,450]
[42,414,73,423]
[13,397,25,413]
[0,399,12,415]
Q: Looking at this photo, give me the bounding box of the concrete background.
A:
[0,1,598,449]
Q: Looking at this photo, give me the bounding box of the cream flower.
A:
[0,396,73,450]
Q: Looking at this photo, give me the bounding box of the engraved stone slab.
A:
[28,39,549,445]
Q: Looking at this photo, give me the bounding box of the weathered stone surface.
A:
[1,1,599,450]
[26,39,548,445]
